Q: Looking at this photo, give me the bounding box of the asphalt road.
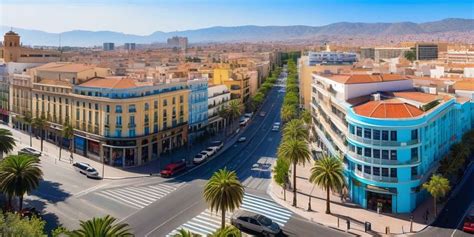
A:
[416,163,474,237]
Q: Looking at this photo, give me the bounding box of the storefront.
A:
[87,140,100,160]
[366,186,395,213]
[74,136,86,155]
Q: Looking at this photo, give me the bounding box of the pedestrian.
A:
[424,209,429,223]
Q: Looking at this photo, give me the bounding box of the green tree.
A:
[0,212,46,237]
[309,155,345,214]
[273,158,290,201]
[70,215,133,237]
[282,119,308,141]
[281,104,297,123]
[277,138,311,207]
[0,128,16,159]
[203,168,244,229]
[0,154,43,211]
[22,111,34,147]
[404,50,416,62]
[227,100,243,134]
[32,116,48,152]
[208,225,241,237]
[60,123,74,162]
[52,226,70,237]
[173,228,200,237]
[299,110,311,125]
[423,174,451,215]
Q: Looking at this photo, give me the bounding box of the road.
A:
[416,163,474,237]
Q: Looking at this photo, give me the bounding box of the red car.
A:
[463,209,474,233]
[160,161,186,178]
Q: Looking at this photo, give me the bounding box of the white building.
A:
[207,84,230,134]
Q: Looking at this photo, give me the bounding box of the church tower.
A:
[2,30,21,62]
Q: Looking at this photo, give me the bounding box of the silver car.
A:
[231,210,281,236]
[73,162,100,179]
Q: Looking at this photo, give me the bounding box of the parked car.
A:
[271,125,280,131]
[259,111,266,117]
[18,147,41,157]
[231,210,281,236]
[193,154,207,164]
[72,162,100,179]
[203,147,217,156]
[239,117,250,127]
[160,161,186,177]
[209,141,224,150]
[238,136,247,142]
[463,207,474,233]
[244,112,253,118]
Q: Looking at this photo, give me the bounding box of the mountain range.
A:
[1,18,473,47]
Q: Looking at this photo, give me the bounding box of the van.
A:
[160,161,186,178]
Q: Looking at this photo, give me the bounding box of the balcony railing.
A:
[347,151,420,166]
[347,133,420,147]
[354,169,398,183]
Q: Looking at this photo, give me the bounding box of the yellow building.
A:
[213,67,250,104]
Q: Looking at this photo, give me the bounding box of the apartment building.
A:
[187,78,209,141]
[207,84,231,134]
[311,72,473,213]
[360,47,411,62]
[213,67,250,105]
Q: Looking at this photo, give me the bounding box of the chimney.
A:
[372,93,381,101]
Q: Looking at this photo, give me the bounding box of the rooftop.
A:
[320,73,408,84]
[353,100,424,119]
[78,77,138,89]
[453,80,474,91]
[33,62,98,73]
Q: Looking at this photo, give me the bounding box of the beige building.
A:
[213,67,250,104]
[1,31,60,63]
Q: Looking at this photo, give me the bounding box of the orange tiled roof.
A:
[79,77,138,89]
[353,101,424,119]
[391,91,444,103]
[324,74,407,84]
[34,62,96,73]
[453,80,474,91]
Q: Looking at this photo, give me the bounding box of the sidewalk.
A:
[268,159,434,237]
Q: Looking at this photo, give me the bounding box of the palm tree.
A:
[0,154,43,211]
[172,228,200,237]
[423,174,451,215]
[227,100,242,133]
[70,215,133,237]
[22,111,33,147]
[0,128,15,159]
[32,116,48,152]
[203,168,244,229]
[59,123,74,162]
[273,158,290,201]
[277,138,311,207]
[309,155,345,214]
[281,104,297,123]
[283,119,308,141]
[300,109,311,125]
[209,225,241,237]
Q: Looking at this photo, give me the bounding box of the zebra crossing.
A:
[95,182,183,209]
[167,193,293,237]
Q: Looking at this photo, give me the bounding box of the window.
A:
[382,131,389,141]
[144,103,149,111]
[390,168,397,178]
[116,115,122,125]
[382,150,389,160]
[116,105,122,113]
[357,164,362,171]
[382,168,389,177]
[154,124,158,133]
[144,127,150,135]
[349,125,355,134]
[411,166,418,177]
[180,95,184,103]
[364,148,371,157]
[115,129,121,137]
[364,166,371,175]
[154,100,158,109]
[357,147,362,155]
[411,129,418,140]
[163,99,167,106]
[129,115,135,125]
[364,128,371,139]
[411,148,418,159]
[172,97,176,105]
[373,130,380,140]
[390,150,397,160]
[129,129,136,137]
[390,131,397,141]
[95,104,99,110]
[349,144,355,152]
[356,127,362,137]
[129,104,136,113]
[373,149,380,159]
[106,105,110,113]
[373,167,380,176]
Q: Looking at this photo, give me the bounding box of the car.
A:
[239,117,249,127]
[238,136,247,142]
[193,154,207,164]
[463,208,474,233]
[72,162,100,179]
[231,210,281,236]
[160,161,186,177]
[273,122,281,126]
[209,141,224,150]
[244,112,253,118]
[18,147,41,157]
[259,111,266,117]
[271,125,280,131]
[204,147,217,156]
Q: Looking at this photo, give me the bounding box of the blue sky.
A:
[1,0,473,35]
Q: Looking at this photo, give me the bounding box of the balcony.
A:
[116,124,122,129]
[347,150,420,166]
[347,133,420,147]
[354,169,398,183]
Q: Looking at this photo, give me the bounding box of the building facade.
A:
[187,78,209,140]
[213,67,250,105]
[207,84,230,134]
[308,51,357,65]
[310,73,473,213]
[416,43,438,61]
[103,43,115,51]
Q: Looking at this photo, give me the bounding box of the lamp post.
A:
[100,141,105,179]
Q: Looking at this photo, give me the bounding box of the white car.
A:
[18,147,41,157]
[272,125,280,131]
[203,147,217,156]
[238,136,247,142]
[209,141,224,150]
[73,162,100,179]
[193,153,208,164]
[244,112,253,118]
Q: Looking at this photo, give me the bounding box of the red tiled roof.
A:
[79,77,138,89]
[453,80,474,91]
[353,101,424,118]
[324,74,407,84]
[391,91,444,103]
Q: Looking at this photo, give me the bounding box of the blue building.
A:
[187,78,209,141]
[310,72,474,213]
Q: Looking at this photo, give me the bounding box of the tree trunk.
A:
[40,129,44,152]
[221,208,226,229]
[59,137,62,161]
[434,197,437,216]
[283,186,286,201]
[293,161,297,207]
[29,125,32,147]
[70,138,74,163]
[19,195,23,211]
[326,188,331,214]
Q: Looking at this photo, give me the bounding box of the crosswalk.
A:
[167,193,293,237]
[95,182,183,209]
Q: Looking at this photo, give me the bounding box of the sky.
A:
[1,0,473,35]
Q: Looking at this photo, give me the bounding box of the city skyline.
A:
[1,0,473,35]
